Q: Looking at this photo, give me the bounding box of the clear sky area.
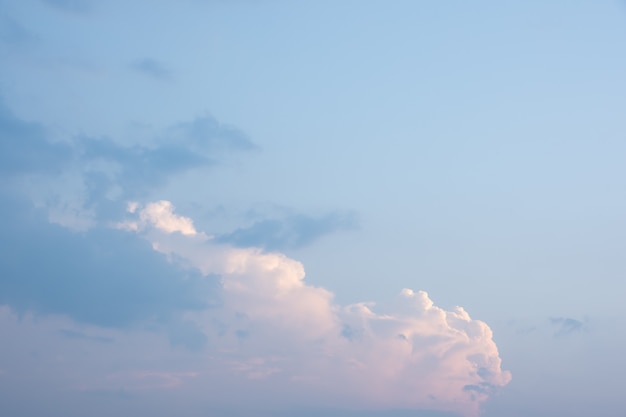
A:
[1,1,626,416]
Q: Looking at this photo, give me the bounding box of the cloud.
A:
[0,193,215,327]
[0,99,254,220]
[117,201,198,235]
[72,116,255,204]
[0,99,509,415]
[550,317,585,337]
[0,99,207,192]
[131,58,173,80]
[0,101,72,177]
[117,200,511,417]
[77,114,255,199]
[168,115,257,152]
[216,212,358,250]
[77,136,213,200]
[0,198,511,416]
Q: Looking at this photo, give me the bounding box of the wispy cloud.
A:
[167,114,257,152]
[216,212,358,251]
[550,317,585,337]
[0,100,71,177]
[0,99,254,211]
[77,136,213,200]
[131,58,174,81]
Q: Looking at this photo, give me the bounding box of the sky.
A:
[1,1,626,416]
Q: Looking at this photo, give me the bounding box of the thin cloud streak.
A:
[216,211,358,251]
[131,58,174,81]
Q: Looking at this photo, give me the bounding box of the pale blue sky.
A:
[1,1,626,416]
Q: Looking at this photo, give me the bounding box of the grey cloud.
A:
[463,382,498,403]
[463,382,496,395]
[78,114,255,198]
[341,323,365,341]
[78,136,212,200]
[550,317,585,337]
[0,98,254,203]
[75,115,254,203]
[0,100,256,328]
[168,115,257,152]
[216,212,358,251]
[131,58,173,80]
[0,101,72,177]
[0,192,218,327]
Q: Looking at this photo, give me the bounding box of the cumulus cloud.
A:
[117,201,197,235]
[0,191,511,416]
[119,200,511,416]
[0,96,510,414]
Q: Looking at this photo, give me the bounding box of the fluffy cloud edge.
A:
[114,200,512,416]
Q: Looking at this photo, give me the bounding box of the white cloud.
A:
[116,200,197,235]
[117,200,512,416]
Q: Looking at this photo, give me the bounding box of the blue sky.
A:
[1,1,626,416]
